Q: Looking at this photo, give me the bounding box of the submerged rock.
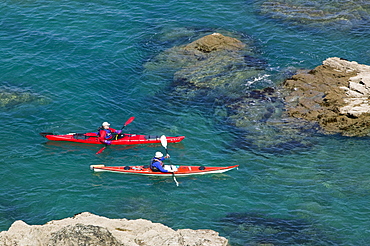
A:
[0,86,48,109]
[283,57,370,136]
[220,212,337,245]
[173,33,257,91]
[145,32,265,99]
[0,212,228,246]
[226,86,317,152]
[258,0,370,31]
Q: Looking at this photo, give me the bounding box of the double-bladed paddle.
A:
[96,116,135,155]
[160,135,179,186]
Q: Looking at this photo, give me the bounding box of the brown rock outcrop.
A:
[0,212,228,246]
[183,32,246,53]
[283,57,370,136]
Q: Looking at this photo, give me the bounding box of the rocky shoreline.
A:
[0,212,228,246]
[283,57,370,137]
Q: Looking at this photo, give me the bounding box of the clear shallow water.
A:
[0,0,369,245]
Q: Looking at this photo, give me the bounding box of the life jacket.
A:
[150,157,163,172]
[98,127,114,140]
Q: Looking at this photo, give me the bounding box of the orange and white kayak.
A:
[90,164,239,176]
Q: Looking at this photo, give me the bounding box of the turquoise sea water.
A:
[1,0,369,245]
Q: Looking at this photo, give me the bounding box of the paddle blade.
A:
[160,135,167,149]
[122,116,135,129]
[96,146,106,154]
[90,164,105,170]
[39,132,54,137]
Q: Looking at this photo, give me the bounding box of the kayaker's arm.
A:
[151,158,169,173]
[156,165,169,173]
[112,129,122,134]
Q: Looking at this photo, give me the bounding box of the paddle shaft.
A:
[160,135,179,186]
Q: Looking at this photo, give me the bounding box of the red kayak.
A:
[40,132,185,145]
[90,164,239,176]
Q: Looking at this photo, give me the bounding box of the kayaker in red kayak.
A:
[150,151,170,172]
[98,122,122,145]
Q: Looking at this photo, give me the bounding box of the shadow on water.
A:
[219,212,339,246]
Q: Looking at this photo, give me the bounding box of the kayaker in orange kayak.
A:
[150,151,170,172]
[98,122,122,145]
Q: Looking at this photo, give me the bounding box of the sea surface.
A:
[0,0,369,245]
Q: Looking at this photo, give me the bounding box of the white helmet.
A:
[155,152,163,158]
[102,122,110,127]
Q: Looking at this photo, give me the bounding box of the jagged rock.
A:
[0,212,228,246]
[283,57,370,136]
